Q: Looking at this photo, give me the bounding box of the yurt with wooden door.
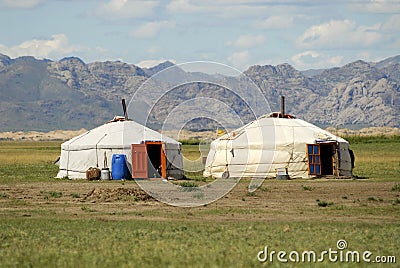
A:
[56,117,183,179]
[203,113,353,179]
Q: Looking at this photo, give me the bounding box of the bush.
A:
[179,181,199,192]
[316,199,333,207]
[302,185,315,191]
[367,196,382,202]
[391,184,400,192]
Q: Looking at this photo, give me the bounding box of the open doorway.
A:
[319,143,334,175]
[147,143,162,178]
[307,142,336,176]
[131,142,167,179]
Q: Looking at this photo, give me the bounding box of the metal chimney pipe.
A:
[122,99,128,120]
[281,96,285,118]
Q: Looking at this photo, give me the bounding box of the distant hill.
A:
[0,53,398,131]
[373,55,400,69]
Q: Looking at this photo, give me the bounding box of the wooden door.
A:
[160,143,167,179]
[131,144,148,178]
[307,144,321,176]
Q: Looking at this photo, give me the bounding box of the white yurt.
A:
[56,117,183,179]
[203,113,353,179]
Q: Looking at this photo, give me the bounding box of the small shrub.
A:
[246,192,256,197]
[249,184,259,191]
[179,181,198,188]
[193,191,204,199]
[193,177,206,182]
[352,175,368,180]
[71,193,80,198]
[259,186,269,192]
[367,196,382,202]
[302,185,315,191]
[179,181,199,192]
[391,184,400,192]
[50,191,62,198]
[81,206,95,212]
[0,192,8,198]
[391,198,400,205]
[317,200,333,207]
[43,191,62,199]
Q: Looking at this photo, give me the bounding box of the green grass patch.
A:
[350,140,400,180]
[0,162,59,183]
[42,191,63,199]
[179,139,201,145]
[259,186,269,192]
[184,171,207,181]
[0,218,398,267]
[81,206,96,212]
[70,193,80,198]
[302,185,315,191]
[343,135,400,144]
[179,181,198,188]
[178,181,199,192]
[0,141,60,183]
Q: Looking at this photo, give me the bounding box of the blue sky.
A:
[0,0,399,70]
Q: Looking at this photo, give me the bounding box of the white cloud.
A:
[291,50,343,70]
[382,14,400,31]
[136,59,176,68]
[93,0,159,20]
[255,15,294,29]
[147,46,161,55]
[166,0,215,13]
[131,20,176,39]
[0,0,43,8]
[297,19,385,49]
[166,0,303,19]
[348,0,400,13]
[227,34,265,48]
[0,34,89,60]
[227,50,250,69]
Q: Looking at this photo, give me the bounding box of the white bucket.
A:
[101,168,111,180]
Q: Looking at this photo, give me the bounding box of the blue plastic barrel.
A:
[112,154,129,180]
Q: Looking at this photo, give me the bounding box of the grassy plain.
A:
[0,138,399,267]
[346,136,400,180]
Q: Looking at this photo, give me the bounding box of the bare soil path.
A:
[1,179,399,224]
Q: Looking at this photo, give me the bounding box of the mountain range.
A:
[0,53,398,131]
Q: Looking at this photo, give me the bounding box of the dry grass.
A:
[0,141,61,164]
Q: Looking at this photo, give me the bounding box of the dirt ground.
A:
[0,179,399,223]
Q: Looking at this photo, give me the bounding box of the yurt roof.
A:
[62,119,180,150]
[216,113,347,143]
